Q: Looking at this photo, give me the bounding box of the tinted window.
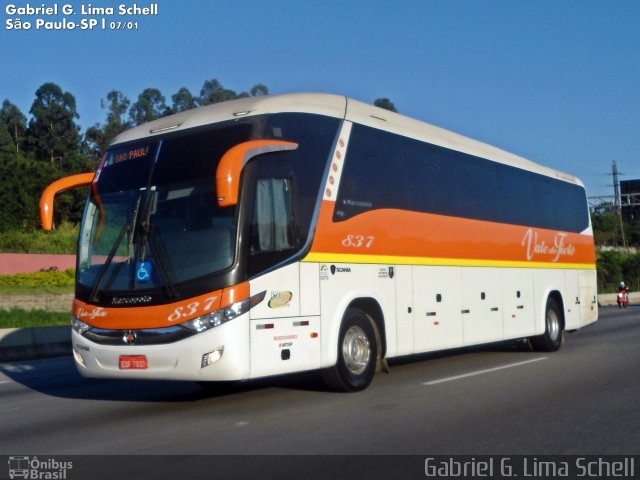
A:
[335,124,590,233]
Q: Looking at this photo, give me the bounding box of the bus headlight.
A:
[71,316,92,335]
[181,291,266,333]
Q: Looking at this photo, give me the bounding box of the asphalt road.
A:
[1,307,638,459]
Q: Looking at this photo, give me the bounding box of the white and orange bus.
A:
[41,93,597,391]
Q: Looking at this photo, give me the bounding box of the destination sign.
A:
[114,146,150,163]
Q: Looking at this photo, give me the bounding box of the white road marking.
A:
[423,357,548,386]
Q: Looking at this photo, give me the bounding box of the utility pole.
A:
[613,161,621,207]
[612,161,628,248]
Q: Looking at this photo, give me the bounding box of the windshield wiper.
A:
[89,192,142,302]
[89,222,129,303]
[136,188,180,298]
[127,192,143,259]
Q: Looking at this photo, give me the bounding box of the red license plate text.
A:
[119,355,148,370]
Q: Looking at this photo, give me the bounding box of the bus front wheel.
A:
[531,297,564,352]
[322,308,377,392]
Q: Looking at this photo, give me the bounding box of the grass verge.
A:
[0,285,74,295]
[0,222,78,254]
[0,308,70,328]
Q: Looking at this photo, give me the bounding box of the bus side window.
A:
[251,178,295,254]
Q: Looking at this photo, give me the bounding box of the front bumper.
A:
[71,313,251,381]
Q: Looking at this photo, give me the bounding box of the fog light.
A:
[73,348,85,366]
[201,347,224,368]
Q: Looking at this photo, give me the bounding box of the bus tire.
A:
[322,308,377,392]
[531,297,564,352]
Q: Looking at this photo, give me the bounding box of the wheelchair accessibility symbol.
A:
[136,261,152,282]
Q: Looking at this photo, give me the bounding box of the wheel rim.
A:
[342,325,371,375]
[547,308,560,342]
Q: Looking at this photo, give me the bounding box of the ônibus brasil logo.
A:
[8,456,72,479]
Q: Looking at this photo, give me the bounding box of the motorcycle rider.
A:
[617,281,630,308]
[618,281,630,294]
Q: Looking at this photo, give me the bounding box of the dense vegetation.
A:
[0,221,78,253]
[592,212,640,248]
[597,249,640,293]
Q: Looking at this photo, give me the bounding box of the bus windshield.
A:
[78,122,253,296]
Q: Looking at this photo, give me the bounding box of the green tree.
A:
[0,116,15,157]
[104,89,130,126]
[84,124,106,159]
[622,253,640,291]
[250,84,269,97]
[591,212,617,246]
[374,98,398,112]
[198,79,238,106]
[27,83,81,164]
[129,88,169,126]
[0,151,89,232]
[171,87,197,113]
[626,218,640,246]
[85,90,131,156]
[0,100,27,154]
[596,250,625,292]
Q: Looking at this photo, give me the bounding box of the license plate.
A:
[119,355,148,370]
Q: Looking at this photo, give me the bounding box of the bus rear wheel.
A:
[531,297,564,352]
[322,308,377,392]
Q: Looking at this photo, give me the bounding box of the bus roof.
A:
[111,92,582,187]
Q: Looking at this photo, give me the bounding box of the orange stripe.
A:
[310,201,596,266]
[73,281,250,329]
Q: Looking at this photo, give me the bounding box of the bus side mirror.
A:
[40,172,95,230]
[216,140,298,207]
